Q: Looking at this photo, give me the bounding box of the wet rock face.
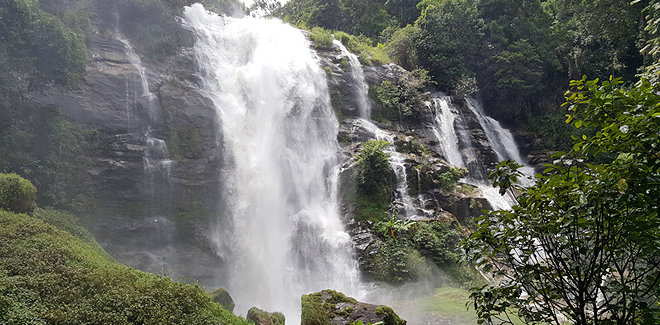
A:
[30,28,227,286]
[301,290,406,325]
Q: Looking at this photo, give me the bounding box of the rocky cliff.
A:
[25,16,517,288]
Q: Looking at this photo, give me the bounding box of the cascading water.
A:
[183,4,362,322]
[334,39,417,218]
[428,96,484,179]
[334,40,371,119]
[429,95,515,210]
[465,98,535,185]
[117,33,173,214]
[353,119,417,218]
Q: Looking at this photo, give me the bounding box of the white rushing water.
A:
[465,98,535,186]
[183,4,362,323]
[429,95,519,210]
[334,40,371,119]
[429,96,484,179]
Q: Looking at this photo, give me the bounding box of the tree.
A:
[463,76,660,324]
[415,0,482,92]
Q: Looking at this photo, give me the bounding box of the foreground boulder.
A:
[247,307,285,325]
[301,290,406,325]
[209,288,235,312]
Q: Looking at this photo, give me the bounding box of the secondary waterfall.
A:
[429,95,520,210]
[353,119,417,218]
[118,33,173,214]
[465,98,535,186]
[334,40,371,119]
[183,4,362,322]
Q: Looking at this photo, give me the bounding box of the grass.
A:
[416,287,527,325]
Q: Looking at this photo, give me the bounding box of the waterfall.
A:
[117,35,157,123]
[117,33,173,214]
[429,96,484,179]
[429,95,516,210]
[465,98,535,185]
[334,40,371,119]
[353,119,417,218]
[183,4,362,322]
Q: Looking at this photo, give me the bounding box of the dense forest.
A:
[1,0,659,324]
[273,0,648,137]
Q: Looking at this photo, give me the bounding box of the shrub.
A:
[375,306,406,325]
[0,173,37,213]
[438,167,468,191]
[309,27,333,49]
[0,210,252,325]
[247,307,285,325]
[372,69,433,122]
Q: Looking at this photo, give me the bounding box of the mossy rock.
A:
[209,288,235,312]
[301,290,405,325]
[246,307,285,325]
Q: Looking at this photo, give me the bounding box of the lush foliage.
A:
[354,140,396,221]
[463,75,660,324]
[371,69,433,122]
[0,0,87,89]
[0,209,251,325]
[0,173,37,214]
[365,219,464,284]
[0,105,90,210]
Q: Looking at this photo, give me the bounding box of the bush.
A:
[0,210,252,325]
[247,307,285,325]
[372,69,432,122]
[355,140,396,213]
[0,173,37,213]
[309,27,333,49]
[438,167,468,191]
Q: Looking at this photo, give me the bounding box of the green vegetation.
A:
[365,219,467,284]
[209,287,235,312]
[353,140,396,222]
[0,105,90,210]
[167,126,204,160]
[375,306,405,325]
[0,173,37,214]
[0,173,250,324]
[0,0,87,89]
[310,27,334,49]
[273,0,651,139]
[247,307,285,325]
[438,167,468,191]
[371,69,432,122]
[0,209,252,325]
[301,291,337,325]
[464,74,660,324]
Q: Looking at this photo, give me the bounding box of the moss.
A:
[301,292,332,325]
[331,91,343,122]
[247,307,285,325]
[324,66,333,76]
[375,306,406,325]
[167,126,204,160]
